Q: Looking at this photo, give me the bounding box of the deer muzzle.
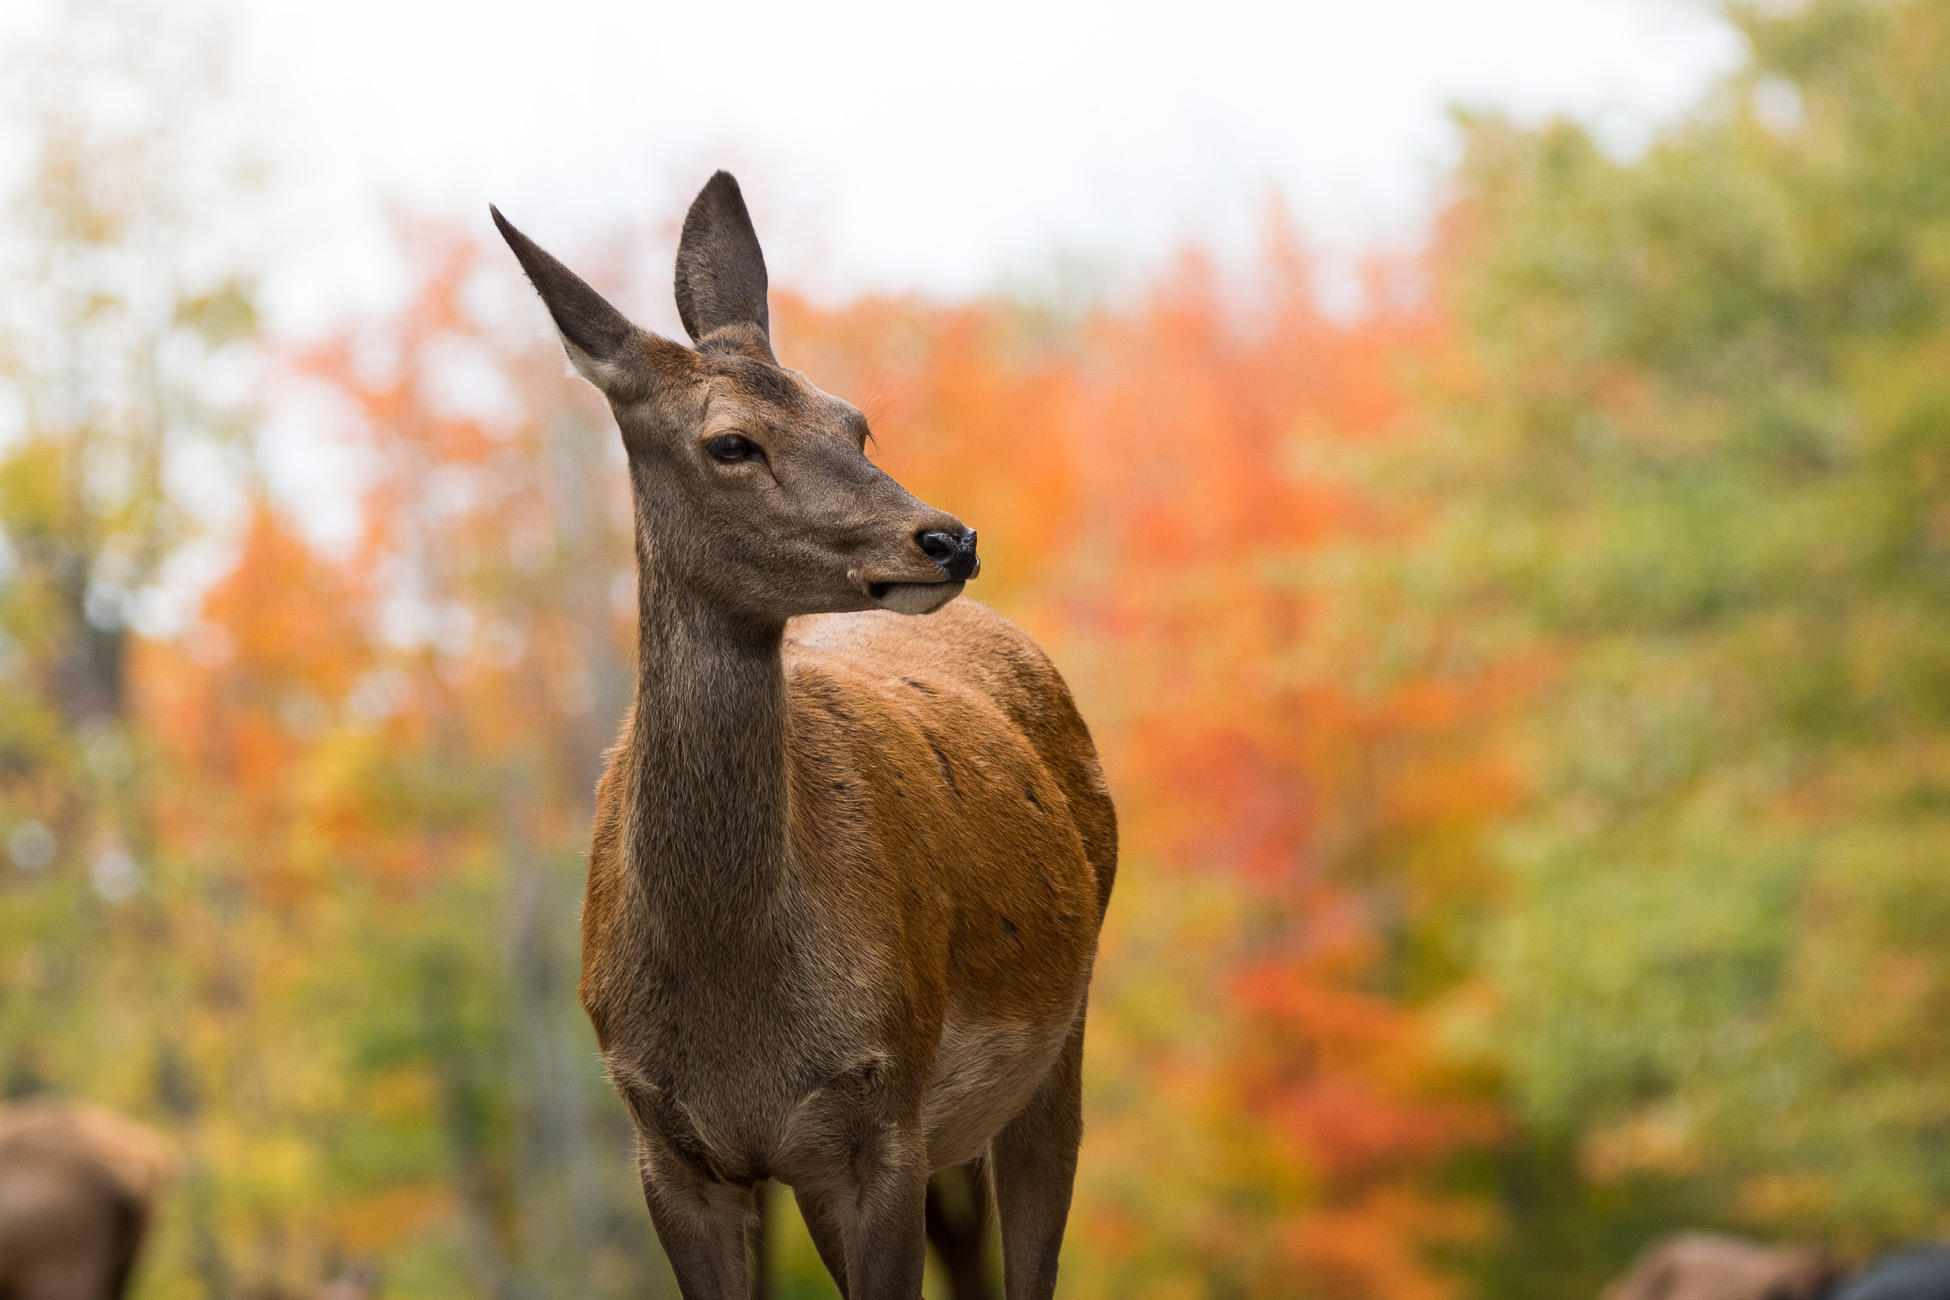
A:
[916,526,979,582]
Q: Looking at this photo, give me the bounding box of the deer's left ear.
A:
[492,205,692,398]
[673,171,774,362]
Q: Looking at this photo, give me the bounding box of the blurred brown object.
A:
[308,1261,380,1300]
[0,1101,174,1300]
[1602,1231,1843,1300]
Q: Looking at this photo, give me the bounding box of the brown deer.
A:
[0,1100,173,1300]
[490,174,1116,1300]
[1602,1233,1842,1300]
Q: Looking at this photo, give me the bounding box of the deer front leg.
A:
[792,1184,852,1299]
[788,1119,930,1300]
[989,1017,1085,1300]
[842,1147,929,1300]
[776,1054,934,1298]
[635,1137,756,1300]
[793,1156,928,1300]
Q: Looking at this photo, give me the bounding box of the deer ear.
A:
[491,205,668,394]
[673,171,773,359]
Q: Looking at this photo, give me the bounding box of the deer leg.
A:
[989,1018,1084,1300]
[791,1131,928,1300]
[636,1154,754,1300]
[839,1157,929,1300]
[791,1185,852,1299]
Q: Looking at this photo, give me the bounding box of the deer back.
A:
[0,1101,173,1300]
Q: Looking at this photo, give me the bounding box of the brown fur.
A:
[0,1101,173,1300]
[1603,1233,1843,1300]
[493,173,1114,1300]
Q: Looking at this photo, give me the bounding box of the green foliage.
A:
[1430,0,1950,1259]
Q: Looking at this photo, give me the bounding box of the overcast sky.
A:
[6,0,1745,327]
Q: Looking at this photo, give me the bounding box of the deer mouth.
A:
[866,579,965,616]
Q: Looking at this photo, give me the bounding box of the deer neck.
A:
[625,530,792,938]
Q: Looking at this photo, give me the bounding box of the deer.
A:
[490,173,1116,1300]
[1601,1233,1846,1300]
[0,1100,174,1300]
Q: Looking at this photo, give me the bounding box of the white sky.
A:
[4,0,1745,327]
[0,0,1747,626]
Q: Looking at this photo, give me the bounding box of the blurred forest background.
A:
[3,0,1949,1296]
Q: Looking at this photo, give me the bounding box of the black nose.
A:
[917,527,979,582]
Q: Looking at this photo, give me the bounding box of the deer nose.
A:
[917,527,979,582]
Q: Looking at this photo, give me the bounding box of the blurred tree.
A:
[0,2,259,1294]
[1420,0,1950,1285]
[250,223,662,1298]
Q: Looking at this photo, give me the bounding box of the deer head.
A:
[491,173,978,622]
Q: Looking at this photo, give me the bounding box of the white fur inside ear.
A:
[563,337,625,391]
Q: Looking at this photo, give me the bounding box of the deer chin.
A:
[866,579,964,616]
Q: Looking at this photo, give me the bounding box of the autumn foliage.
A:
[1,210,1518,1298]
[10,2,1950,1297]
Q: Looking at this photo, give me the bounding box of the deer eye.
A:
[706,434,759,463]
